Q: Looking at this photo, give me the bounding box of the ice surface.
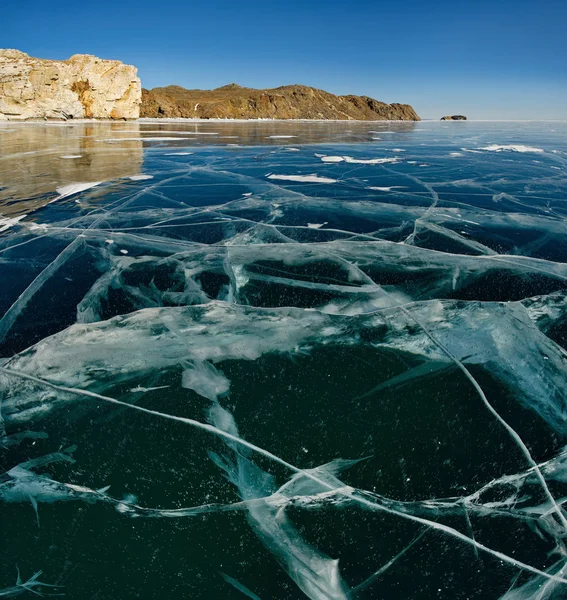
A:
[1,120,567,599]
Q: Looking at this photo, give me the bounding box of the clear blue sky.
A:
[3,0,566,119]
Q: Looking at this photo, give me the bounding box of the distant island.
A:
[0,50,420,122]
[441,115,467,121]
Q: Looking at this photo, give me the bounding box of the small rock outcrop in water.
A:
[141,84,420,121]
[0,49,141,120]
[441,115,467,120]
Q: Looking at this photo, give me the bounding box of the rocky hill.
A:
[141,83,420,121]
[0,49,419,122]
[0,50,141,120]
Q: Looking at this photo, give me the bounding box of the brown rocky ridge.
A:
[141,83,420,121]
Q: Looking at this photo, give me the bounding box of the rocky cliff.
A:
[0,50,141,120]
[141,83,420,121]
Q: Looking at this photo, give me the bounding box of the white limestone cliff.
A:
[0,49,141,120]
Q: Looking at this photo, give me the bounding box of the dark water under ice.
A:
[0,119,567,599]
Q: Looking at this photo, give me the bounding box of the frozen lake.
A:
[1,119,567,599]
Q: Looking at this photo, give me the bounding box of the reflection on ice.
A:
[0,122,144,213]
[1,120,566,599]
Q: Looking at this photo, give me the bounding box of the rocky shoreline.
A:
[0,50,421,122]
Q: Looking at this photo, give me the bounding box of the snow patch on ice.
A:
[28,223,49,232]
[318,155,399,165]
[0,214,27,232]
[127,175,154,181]
[478,144,544,153]
[368,186,407,192]
[307,222,328,229]
[318,156,345,163]
[267,174,337,183]
[53,182,102,201]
